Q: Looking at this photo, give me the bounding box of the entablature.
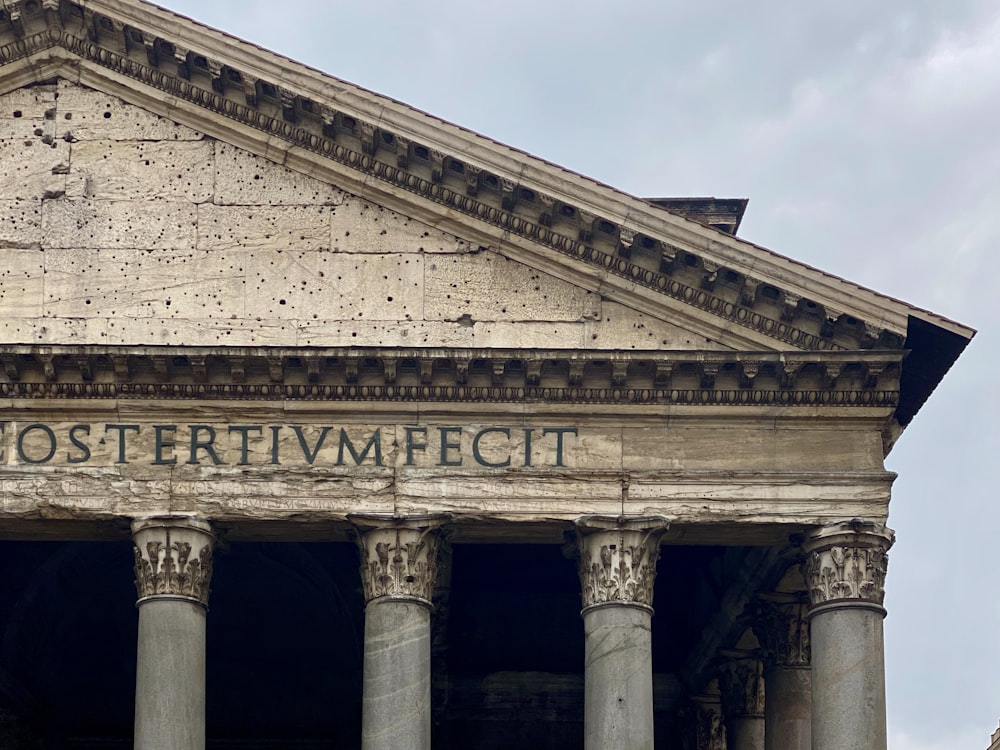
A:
[0,345,903,409]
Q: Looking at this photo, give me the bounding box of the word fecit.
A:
[1,423,580,469]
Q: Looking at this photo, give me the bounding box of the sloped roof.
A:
[0,0,974,426]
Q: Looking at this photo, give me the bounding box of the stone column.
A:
[132,516,215,750]
[575,516,669,750]
[353,516,447,750]
[719,654,765,750]
[803,521,893,750]
[756,596,811,750]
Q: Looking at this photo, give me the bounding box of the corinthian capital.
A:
[691,690,727,750]
[574,516,669,613]
[719,654,766,720]
[131,517,215,607]
[755,597,811,668]
[352,515,448,605]
[803,520,894,610]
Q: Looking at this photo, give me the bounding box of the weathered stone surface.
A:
[424,250,601,323]
[584,300,730,350]
[0,84,57,140]
[243,251,425,322]
[55,79,204,141]
[0,248,44,318]
[0,199,42,247]
[214,142,345,206]
[42,198,198,250]
[0,138,68,200]
[42,248,244,319]
[66,140,215,202]
[197,204,331,252]
[296,319,476,347]
[622,427,884,473]
[331,195,474,254]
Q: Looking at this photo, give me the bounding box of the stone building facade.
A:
[0,1,974,748]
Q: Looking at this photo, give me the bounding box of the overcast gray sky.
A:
[159,1,998,746]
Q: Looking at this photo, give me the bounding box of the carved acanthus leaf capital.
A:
[574,516,669,613]
[131,517,215,607]
[803,521,894,610]
[755,597,810,668]
[719,656,766,720]
[353,516,448,605]
[691,691,727,750]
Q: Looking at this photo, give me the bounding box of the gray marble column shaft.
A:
[583,605,654,749]
[132,516,215,750]
[575,516,668,750]
[728,718,765,750]
[804,521,893,750]
[362,599,431,749]
[764,666,811,750]
[756,596,811,750]
[353,517,446,750]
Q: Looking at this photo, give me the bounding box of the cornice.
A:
[0,1,972,355]
[0,345,902,407]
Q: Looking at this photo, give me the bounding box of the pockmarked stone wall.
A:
[0,79,723,352]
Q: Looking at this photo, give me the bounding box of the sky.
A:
[158,1,999,746]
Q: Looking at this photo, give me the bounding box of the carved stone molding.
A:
[0,345,903,408]
[574,516,669,613]
[803,520,894,612]
[719,655,766,720]
[755,597,811,668]
[352,516,448,606]
[131,516,215,608]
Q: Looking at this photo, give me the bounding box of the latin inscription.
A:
[1,423,579,469]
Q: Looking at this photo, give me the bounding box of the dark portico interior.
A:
[0,537,782,748]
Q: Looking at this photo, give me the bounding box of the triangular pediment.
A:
[1,78,734,353]
[0,0,974,423]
